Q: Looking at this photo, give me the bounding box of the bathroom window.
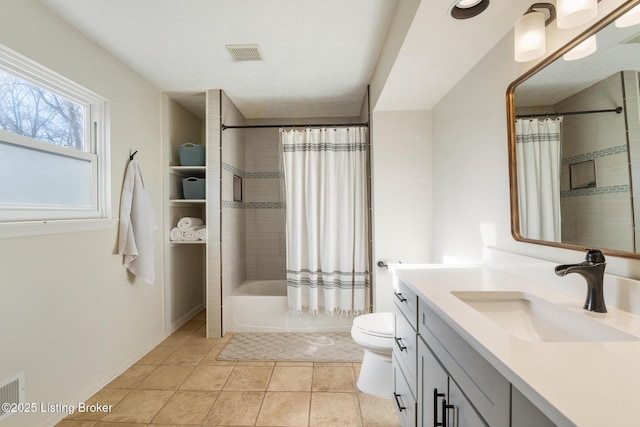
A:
[0,43,110,226]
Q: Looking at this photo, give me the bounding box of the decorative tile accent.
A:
[222,162,245,178]
[561,184,630,197]
[223,162,283,179]
[562,145,628,165]
[246,171,283,179]
[222,200,244,209]
[217,333,363,362]
[222,201,285,209]
[245,202,285,209]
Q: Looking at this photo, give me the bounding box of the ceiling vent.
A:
[226,44,264,62]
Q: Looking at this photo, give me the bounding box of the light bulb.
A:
[563,35,597,61]
[455,0,482,7]
[514,11,546,62]
[556,0,598,29]
[615,4,640,28]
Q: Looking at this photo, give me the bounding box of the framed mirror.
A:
[507,0,640,259]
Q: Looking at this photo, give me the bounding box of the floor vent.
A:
[0,372,25,422]
[225,44,264,62]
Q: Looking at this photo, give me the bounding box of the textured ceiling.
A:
[40,0,539,119]
[40,0,396,119]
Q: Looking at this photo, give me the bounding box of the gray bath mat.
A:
[217,332,364,362]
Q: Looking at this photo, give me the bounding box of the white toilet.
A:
[351,312,394,397]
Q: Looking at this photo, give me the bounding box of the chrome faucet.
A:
[554,249,607,313]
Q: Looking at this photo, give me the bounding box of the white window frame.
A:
[0,44,112,236]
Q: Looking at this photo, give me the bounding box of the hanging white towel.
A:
[118,160,157,284]
[177,217,203,230]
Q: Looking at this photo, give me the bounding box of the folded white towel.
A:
[170,227,183,241]
[178,217,203,230]
[183,228,200,241]
[197,227,207,241]
[118,160,157,284]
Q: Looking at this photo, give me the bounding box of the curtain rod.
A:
[516,106,622,119]
[221,122,369,130]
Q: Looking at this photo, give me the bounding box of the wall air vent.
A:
[0,372,25,422]
[226,44,264,62]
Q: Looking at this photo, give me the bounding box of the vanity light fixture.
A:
[562,34,597,60]
[615,4,640,27]
[450,0,490,19]
[514,3,556,62]
[556,0,598,28]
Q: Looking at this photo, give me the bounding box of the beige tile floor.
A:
[56,311,401,427]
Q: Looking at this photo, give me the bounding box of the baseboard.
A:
[38,330,169,427]
[171,303,205,333]
[39,304,204,426]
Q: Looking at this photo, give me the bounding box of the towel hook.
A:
[129,150,138,161]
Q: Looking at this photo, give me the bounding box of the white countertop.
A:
[392,265,640,427]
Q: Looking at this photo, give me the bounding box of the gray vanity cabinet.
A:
[418,326,489,427]
[419,298,510,426]
[392,280,419,427]
[417,339,446,426]
[393,352,418,427]
[511,387,556,427]
[448,378,486,426]
[393,277,560,426]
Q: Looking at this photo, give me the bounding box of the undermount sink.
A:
[451,291,639,343]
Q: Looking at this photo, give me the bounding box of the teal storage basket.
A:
[182,177,205,199]
[179,143,205,166]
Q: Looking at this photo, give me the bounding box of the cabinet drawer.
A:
[393,279,418,330]
[393,353,417,427]
[419,299,510,427]
[393,309,417,399]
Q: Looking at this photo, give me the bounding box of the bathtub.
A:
[223,280,354,333]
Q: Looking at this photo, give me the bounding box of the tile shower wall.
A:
[221,93,247,301]
[245,128,286,280]
[555,72,634,251]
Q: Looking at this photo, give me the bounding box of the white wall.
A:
[369,0,421,109]
[371,110,432,312]
[0,2,165,426]
[430,0,640,278]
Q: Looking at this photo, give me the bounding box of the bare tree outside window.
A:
[0,69,84,150]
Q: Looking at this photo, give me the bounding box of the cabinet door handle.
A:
[393,392,406,412]
[394,337,407,352]
[442,398,454,427]
[434,388,446,427]
[394,292,407,303]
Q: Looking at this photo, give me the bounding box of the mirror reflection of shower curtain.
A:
[281,127,369,316]
[515,117,562,241]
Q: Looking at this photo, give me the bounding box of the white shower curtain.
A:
[515,117,562,241]
[282,127,369,316]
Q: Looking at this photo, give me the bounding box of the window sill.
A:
[0,218,118,239]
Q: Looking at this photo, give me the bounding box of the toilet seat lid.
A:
[353,312,393,337]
